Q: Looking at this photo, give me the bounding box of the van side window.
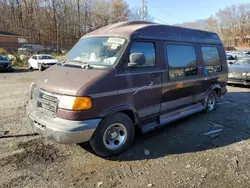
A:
[129,42,155,67]
[166,44,197,79]
[201,47,222,74]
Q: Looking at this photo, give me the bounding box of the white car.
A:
[28,54,58,71]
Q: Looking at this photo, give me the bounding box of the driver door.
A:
[30,55,38,69]
[118,41,162,123]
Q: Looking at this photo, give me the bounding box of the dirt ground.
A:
[1,69,250,188]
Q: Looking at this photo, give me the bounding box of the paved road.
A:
[0,70,250,188]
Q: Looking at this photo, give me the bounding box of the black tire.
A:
[90,113,134,157]
[205,90,217,112]
[28,64,33,70]
[38,64,44,71]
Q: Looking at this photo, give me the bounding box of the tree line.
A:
[1,1,250,47]
[0,0,141,46]
[176,3,250,47]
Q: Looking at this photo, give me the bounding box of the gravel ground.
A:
[1,69,250,188]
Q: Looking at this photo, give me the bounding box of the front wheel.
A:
[28,63,33,70]
[206,90,217,112]
[90,113,134,157]
[38,64,44,71]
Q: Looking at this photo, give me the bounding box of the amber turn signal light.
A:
[72,97,92,111]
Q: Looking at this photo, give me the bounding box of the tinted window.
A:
[167,45,197,68]
[202,47,220,66]
[32,56,37,60]
[0,56,8,61]
[166,44,197,79]
[226,55,235,60]
[201,46,221,74]
[130,42,155,67]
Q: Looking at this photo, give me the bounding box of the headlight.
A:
[58,96,92,111]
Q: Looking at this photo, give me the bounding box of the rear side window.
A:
[166,44,197,79]
[32,56,37,60]
[201,47,222,74]
[129,42,156,67]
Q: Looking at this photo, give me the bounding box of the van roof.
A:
[85,21,222,45]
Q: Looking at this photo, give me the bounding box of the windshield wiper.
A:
[64,60,93,69]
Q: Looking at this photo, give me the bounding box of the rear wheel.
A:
[206,90,217,112]
[90,113,134,157]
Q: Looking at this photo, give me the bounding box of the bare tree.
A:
[1,1,249,48]
[0,0,130,47]
[177,3,250,47]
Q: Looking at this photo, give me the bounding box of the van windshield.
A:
[66,37,126,66]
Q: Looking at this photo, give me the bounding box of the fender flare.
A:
[98,103,140,125]
[204,83,221,104]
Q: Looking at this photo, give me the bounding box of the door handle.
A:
[151,73,160,77]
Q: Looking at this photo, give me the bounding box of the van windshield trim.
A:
[65,36,128,68]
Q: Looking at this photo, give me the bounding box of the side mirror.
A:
[228,62,233,65]
[128,53,145,67]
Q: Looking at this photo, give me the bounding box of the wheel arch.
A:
[98,104,140,126]
[205,83,221,103]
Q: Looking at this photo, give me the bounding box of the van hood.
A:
[36,65,107,96]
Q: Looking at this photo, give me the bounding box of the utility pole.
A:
[142,0,147,20]
[84,0,87,33]
[142,0,145,20]
[56,23,59,55]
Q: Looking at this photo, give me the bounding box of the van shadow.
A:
[81,89,250,161]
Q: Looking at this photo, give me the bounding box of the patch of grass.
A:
[5,53,29,68]
[53,55,65,61]
[0,48,8,54]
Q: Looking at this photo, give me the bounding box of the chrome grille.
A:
[40,92,58,103]
[0,63,9,68]
[37,90,59,113]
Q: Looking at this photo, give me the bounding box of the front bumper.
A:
[28,111,101,144]
[0,66,13,72]
[42,63,57,69]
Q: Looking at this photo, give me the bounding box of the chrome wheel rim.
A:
[207,94,215,111]
[103,123,127,150]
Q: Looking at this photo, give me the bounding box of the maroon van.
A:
[26,21,228,156]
